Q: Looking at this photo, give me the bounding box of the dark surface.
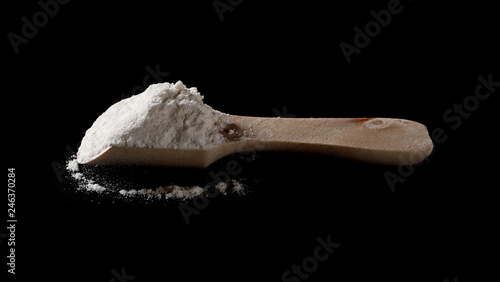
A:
[4,0,498,281]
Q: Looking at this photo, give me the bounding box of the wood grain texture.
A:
[86,115,433,167]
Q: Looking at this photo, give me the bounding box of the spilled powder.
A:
[66,156,245,200]
[66,158,106,193]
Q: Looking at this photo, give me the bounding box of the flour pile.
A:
[67,81,246,201]
[77,81,229,164]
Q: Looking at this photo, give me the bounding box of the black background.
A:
[3,0,498,281]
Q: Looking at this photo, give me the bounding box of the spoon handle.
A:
[230,116,433,165]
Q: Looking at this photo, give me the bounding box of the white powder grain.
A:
[66,157,107,193]
[77,81,229,164]
[165,185,205,199]
[67,158,80,172]
[215,181,228,195]
[231,179,245,195]
[119,185,205,200]
[86,183,106,193]
[72,172,84,180]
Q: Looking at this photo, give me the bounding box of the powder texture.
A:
[66,156,246,200]
[77,81,229,164]
[66,158,107,193]
[69,81,247,201]
[118,185,205,200]
[231,179,245,195]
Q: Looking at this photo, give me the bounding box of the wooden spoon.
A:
[83,116,433,167]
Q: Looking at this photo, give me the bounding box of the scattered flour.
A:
[231,179,245,195]
[77,81,230,164]
[118,185,205,200]
[66,158,107,193]
[215,182,228,195]
[66,155,246,200]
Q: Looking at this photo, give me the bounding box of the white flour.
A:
[68,81,246,200]
[77,81,229,164]
[66,158,107,193]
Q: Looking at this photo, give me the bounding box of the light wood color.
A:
[84,116,434,167]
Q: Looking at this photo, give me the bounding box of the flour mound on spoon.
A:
[77,81,229,164]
